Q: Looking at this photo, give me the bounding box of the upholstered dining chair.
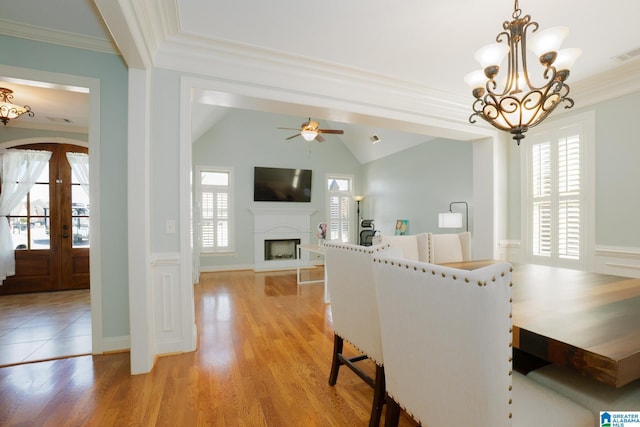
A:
[372,256,594,427]
[324,242,397,427]
[427,231,471,264]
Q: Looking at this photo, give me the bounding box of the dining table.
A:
[442,260,640,388]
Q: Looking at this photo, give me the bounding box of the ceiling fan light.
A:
[301,130,318,141]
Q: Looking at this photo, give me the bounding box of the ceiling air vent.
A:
[614,47,640,63]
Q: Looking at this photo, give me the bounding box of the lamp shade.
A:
[527,26,569,58]
[554,48,582,71]
[439,212,463,228]
[474,43,509,70]
[464,69,486,90]
[301,130,318,141]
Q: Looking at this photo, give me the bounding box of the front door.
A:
[1,143,90,294]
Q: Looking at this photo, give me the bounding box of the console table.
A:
[296,244,328,302]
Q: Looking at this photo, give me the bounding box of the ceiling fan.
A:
[278,117,344,142]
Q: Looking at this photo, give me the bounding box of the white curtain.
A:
[0,150,52,284]
[66,152,89,199]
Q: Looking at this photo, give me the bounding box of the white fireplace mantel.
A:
[250,207,317,271]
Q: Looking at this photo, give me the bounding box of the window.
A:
[522,112,594,269]
[196,166,233,253]
[326,175,353,243]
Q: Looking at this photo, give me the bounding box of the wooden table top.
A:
[442,261,640,388]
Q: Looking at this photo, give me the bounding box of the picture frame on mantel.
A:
[317,222,327,245]
[394,219,408,235]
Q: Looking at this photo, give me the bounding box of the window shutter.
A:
[529,132,581,262]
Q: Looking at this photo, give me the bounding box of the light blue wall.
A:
[506,91,640,248]
[364,139,474,236]
[0,35,129,339]
[149,68,181,253]
[192,108,364,268]
[594,92,640,247]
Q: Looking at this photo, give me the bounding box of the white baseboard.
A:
[199,263,254,272]
[99,335,130,353]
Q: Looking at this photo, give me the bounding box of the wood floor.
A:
[0,269,416,426]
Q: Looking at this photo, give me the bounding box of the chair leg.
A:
[328,334,344,386]
[368,365,385,427]
[383,395,401,427]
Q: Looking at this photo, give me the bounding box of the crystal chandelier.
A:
[465,1,581,145]
[0,87,34,125]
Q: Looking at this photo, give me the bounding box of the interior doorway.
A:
[1,142,90,294]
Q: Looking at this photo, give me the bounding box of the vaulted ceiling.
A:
[2,0,640,162]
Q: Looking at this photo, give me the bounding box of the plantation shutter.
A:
[530,132,581,261]
[200,169,231,252]
[327,177,352,243]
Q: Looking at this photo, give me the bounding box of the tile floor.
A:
[0,289,91,367]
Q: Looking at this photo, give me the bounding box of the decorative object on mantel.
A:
[439,201,469,232]
[0,87,34,125]
[317,222,327,246]
[278,117,344,142]
[465,0,581,145]
[394,219,408,235]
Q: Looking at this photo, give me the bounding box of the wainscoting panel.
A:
[152,253,184,354]
[499,241,640,279]
[594,246,640,278]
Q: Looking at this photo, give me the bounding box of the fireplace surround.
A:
[250,207,316,271]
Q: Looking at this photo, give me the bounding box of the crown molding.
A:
[570,58,640,108]
[0,19,118,55]
[154,33,490,139]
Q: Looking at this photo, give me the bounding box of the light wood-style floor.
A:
[0,269,416,426]
[0,289,91,366]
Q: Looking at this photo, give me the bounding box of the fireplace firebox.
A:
[264,238,300,261]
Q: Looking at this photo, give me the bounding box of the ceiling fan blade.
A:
[278,127,300,131]
[285,134,301,140]
[318,129,344,135]
[315,134,326,142]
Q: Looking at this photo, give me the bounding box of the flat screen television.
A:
[254,166,312,202]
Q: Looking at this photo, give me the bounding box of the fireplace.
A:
[264,239,300,261]
[250,207,316,271]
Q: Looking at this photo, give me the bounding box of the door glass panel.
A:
[70,162,90,248]
[30,182,50,249]
[9,165,50,250]
[10,217,28,250]
[71,200,89,247]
